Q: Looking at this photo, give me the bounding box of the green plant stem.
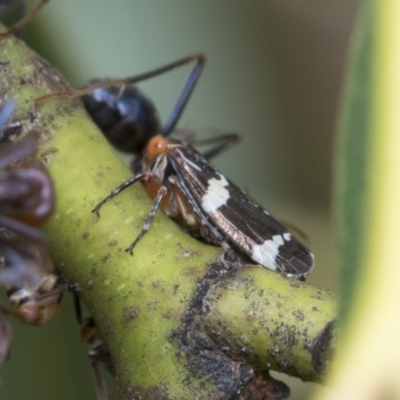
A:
[1,32,337,399]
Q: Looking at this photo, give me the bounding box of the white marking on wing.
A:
[201,173,230,213]
[251,234,286,270]
[283,232,291,241]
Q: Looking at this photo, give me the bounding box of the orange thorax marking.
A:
[143,176,200,231]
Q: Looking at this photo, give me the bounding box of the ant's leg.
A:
[36,53,206,109]
[30,275,77,303]
[72,291,82,324]
[161,53,205,136]
[91,361,108,400]
[0,0,48,39]
[196,133,241,160]
[75,299,109,400]
[125,186,167,255]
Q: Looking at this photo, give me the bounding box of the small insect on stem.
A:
[0,0,48,39]
[94,134,315,278]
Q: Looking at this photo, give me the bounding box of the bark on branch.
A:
[0,31,337,400]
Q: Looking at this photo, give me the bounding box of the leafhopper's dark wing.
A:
[170,145,314,277]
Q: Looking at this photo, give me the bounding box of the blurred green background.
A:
[1,1,359,399]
